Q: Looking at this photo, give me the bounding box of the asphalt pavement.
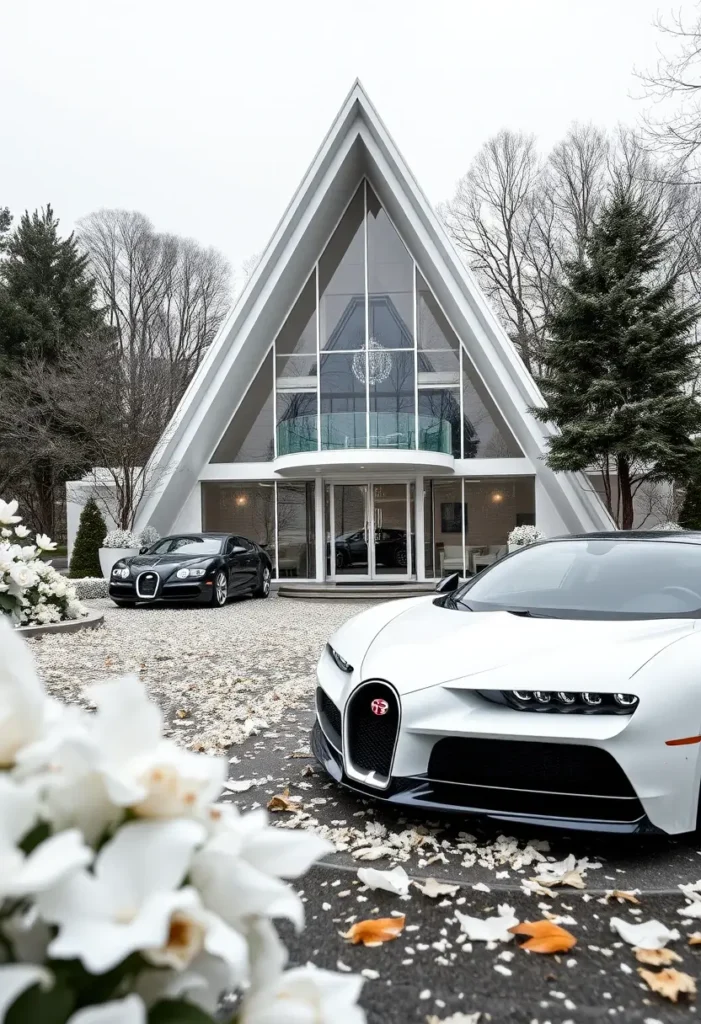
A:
[226,704,701,1023]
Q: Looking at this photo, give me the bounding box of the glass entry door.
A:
[326,483,413,580]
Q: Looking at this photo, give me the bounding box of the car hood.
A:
[126,554,214,575]
[337,598,698,695]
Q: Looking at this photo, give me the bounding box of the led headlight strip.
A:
[480,690,639,714]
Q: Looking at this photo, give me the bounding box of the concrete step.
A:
[277,582,435,600]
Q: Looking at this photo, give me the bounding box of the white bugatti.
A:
[312,532,701,836]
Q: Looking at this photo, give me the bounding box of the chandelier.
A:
[351,336,392,385]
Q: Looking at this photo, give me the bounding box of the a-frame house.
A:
[135,81,613,584]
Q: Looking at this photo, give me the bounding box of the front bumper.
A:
[108,578,212,603]
[311,720,662,835]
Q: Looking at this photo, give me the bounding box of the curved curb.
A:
[17,608,104,639]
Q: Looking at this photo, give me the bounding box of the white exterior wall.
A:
[171,483,203,533]
[535,479,569,538]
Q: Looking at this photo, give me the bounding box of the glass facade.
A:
[210,180,523,465]
[424,476,535,577]
[202,481,315,579]
[205,178,523,463]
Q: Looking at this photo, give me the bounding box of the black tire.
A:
[112,599,136,608]
[335,549,347,569]
[394,546,408,568]
[210,570,228,607]
[253,563,272,598]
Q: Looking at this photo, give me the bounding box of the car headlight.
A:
[176,567,207,579]
[328,644,353,673]
[478,690,639,714]
[189,568,206,577]
[111,565,129,579]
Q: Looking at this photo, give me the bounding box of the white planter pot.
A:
[508,542,524,553]
[99,547,139,579]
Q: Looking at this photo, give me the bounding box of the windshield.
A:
[149,536,223,556]
[451,539,701,619]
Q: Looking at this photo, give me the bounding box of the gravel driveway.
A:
[29,594,372,752]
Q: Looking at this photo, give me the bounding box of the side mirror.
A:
[139,546,149,554]
[435,572,461,594]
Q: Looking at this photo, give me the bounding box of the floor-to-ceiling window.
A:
[261,178,522,461]
[424,477,535,577]
[201,481,316,579]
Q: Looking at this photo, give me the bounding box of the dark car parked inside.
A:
[108,533,272,608]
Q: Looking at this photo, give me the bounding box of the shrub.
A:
[102,528,139,548]
[69,498,106,578]
[0,498,86,626]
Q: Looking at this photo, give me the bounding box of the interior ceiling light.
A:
[352,337,392,385]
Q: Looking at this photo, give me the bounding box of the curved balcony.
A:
[278,412,452,455]
[274,412,455,475]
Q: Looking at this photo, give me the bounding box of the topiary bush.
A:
[69,498,106,578]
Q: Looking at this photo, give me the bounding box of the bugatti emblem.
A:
[371,698,389,716]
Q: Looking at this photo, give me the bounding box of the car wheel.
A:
[395,547,408,568]
[335,550,346,569]
[211,571,228,607]
[253,564,271,598]
[112,600,136,608]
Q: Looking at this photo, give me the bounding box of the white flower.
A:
[103,529,139,549]
[8,562,39,592]
[13,524,30,539]
[508,525,543,546]
[136,951,237,1015]
[18,676,224,842]
[192,804,333,930]
[241,965,366,1024]
[0,965,52,1019]
[0,619,46,766]
[1,529,10,539]
[67,996,147,1023]
[0,776,92,898]
[0,499,21,526]
[35,533,57,552]
[37,819,220,973]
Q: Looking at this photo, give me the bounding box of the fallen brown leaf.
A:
[634,947,683,966]
[688,932,701,945]
[267,788,301,812]
[301,765,314,777]
[176,708,189,719]
[509,919,577,953]
[606,889,641,905]
[341,915,406,947]
[637,967,696,1002]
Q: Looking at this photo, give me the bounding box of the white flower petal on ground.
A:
[357,866,410,896]
[194,805,332,930]
[240,965,366,1024]
[0,618,46,766]
[610,917,680,948]
[66,995,146,1023]
[455,904,519,942]
[0,499,22,526]
[37,819,206,973]
[678,901,701,918]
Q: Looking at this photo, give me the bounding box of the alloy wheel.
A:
[263,566,271,595]
[215,572,227,605]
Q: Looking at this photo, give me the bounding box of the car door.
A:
[224,536,247,593]
[234,536,260,590]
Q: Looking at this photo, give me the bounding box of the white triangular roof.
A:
[137,80,613,535]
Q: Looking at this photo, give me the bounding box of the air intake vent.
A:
[316,687,342,750]
[345,681,400,782]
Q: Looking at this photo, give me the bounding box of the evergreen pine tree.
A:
[680,476,701,530]
[0,205,103,365]
[533,184,701,529]
[69,498,107,579]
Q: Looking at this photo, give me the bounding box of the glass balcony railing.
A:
[276,413,452,456]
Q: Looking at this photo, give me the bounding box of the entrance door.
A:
[326,483,413,580]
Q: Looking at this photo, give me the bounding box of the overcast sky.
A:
[1,0,679,284]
